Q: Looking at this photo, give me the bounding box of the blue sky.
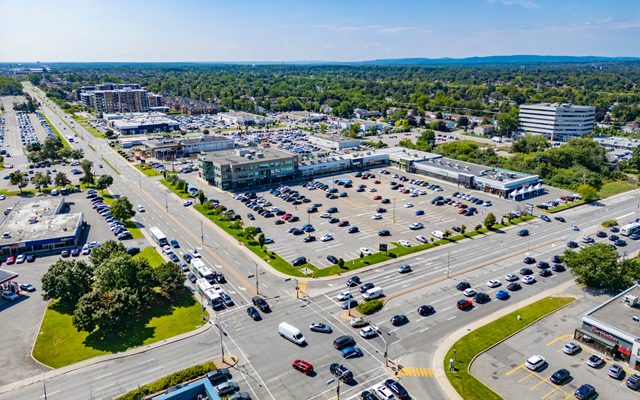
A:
[1,0,639,62]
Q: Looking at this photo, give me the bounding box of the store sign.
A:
[590,326,619,343]
[618,346,632,357]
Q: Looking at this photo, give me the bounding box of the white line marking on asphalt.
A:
[93,372,113,380]
[447,316,457,321]
[419,326,430,333]
[146,366,163,373]
[45,390,61,396]
[137,358,156,365]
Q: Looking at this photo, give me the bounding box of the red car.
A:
[373,195,382,200]
[374,180,381,184]
[292,359,314,374]
[457,299,473,310]
[338,220,349,227]
[6,255,15,264]
[282,214,292,221]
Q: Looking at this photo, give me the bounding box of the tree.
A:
[155,262,185,298]
[54,171,71,187]
[90,240,128,266]
[576,183,598,202]
[484,213,497,230]
[257,233,265,248]
[456,116,469,127]
[72,287,141,334]
[33,172,51,190]
[460,225,466,235]
[337,258,345,268]
[96,175,114,192]
[93,254,155,302]
[202,129,210,135]
[631,146,640,172]
[80,159,95,185]
[512,134,549,153]
[9,172,28,193]
[496,107,519,136]
[563,243,632,290]
[197,190,206,205]
[41,136,64,161]
[111,196,135,221]
[443,230,452,239]
[41,259,94,306]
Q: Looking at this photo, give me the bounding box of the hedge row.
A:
[114,361,217,400]
[357,299,383,315]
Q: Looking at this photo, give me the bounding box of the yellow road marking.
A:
[297,281,307,296]
[546,334,573,347]
[518,371,535,383]
[529,377,549,391]
[541,386,562,400]
[506,364,524,376]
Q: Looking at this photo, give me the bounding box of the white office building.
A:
[518,103,595,141]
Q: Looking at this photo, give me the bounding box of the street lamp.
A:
[284,277,300,299]
[213,311,228,365]
[375,326,391,367]
[165,192,168,213]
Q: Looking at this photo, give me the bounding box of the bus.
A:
[191,259,216,282]
[204,288,224,309]
[196,278,212,295]
[150,227,168,246]
[620,222,640,236]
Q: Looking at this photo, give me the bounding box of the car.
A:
[507,282,522,291]
[551,255,562,263]
[540,215,551,222]
[346,276,361,287]
[552,263,566,272]
[457,299,473,310]
[398,240,412,247]
[70,249,80,257]
[348,226,359,233]
[292,359,314,375]
[456,281,471,291]
[275,219,285,225]
[360,391,379,400]
[520,267,534,275]
[381,198,390,204]
[615,239,627,246]
[554,216,566,222]
[487,279,501,288]
[329,217,340,224]
[550,368,571,385]
[338,220,349,227]
[191,249,201,258]
[574,384,597,400]
[609,234,620,241]
[303,236,316,243]
[126,247,140,255]
[539,269,552,277]
[327,255,339,264]
[137,205,145,212]
[626,373,640,390]
[518,229,530,236]
[359,283,375,293]
[404,203,414,208]
[373,195,382,200]
[409,222,423,230]
[567,240,578,248]
[320,233,333,242]
[309,322,332,333]
[229,392,251,400]
[474,292,491,303]
[496,290,510,300]
[463,288,477,297]
[341,346,364,358]
[215,380,239,396]
[596,231,607,238]
[374,383,395,400]
[337,291,352,301]
[360,247,372,256]
[522,275,536,284]
[525,355,546,371]
[350,317,370,328]
[415,210,425,216]
[183,253,193,263]
[610,226,620,233]
[417,304,435,316]
[187,272,197,283]
[586,354,605,368]
[384,378,409,399]
[329,363,353,382]
[15,254,25,264]
[341,299,358,309]
[81,245,91,255]
[264,237,274,244]
[608,363,624,379]
[1,291,18,301]
[398,264,412,273]
[252,296,270,312]
[333,335,356,350]
[169,253,180,262]
[537,261,550,269]
[416,235,428,243]
[170,239,180,248]
[360,326,380,339]
[206,368,232,385]
[582,236,595,244]
[26,255,35,263]
[247,306,261,321]
[505,273,518,282]
[371,213,382,220]
[19,283,36,292]
[523,256,536,264]
[562,342,581,355]
[390,314,408,326]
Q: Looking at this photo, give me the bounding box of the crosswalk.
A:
[397,367,436,377]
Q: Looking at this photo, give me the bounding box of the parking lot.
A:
[471,290,639,400]
[186,165,568,269]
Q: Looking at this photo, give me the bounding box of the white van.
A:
[431,230,445,239]
[362,286,383,300]
[278,322,306,345]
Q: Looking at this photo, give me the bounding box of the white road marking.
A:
[93,372,113,380]
[137,358,156,365]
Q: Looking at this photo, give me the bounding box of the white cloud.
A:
[487,0,540,9]
[284,23,427,34]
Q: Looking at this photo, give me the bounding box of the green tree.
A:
[34,172,51,190]
[337,258,345,268]
[93,254,155,303]
[41,136,64,160]
[110,196,136,221]
[456,116,469,127]
[9,171,28,193]
[257,233,265,248]
[197,190,206,205]
[484,212,497,230]
[80,159,95,185]
[563,243,632,290]
[154,262,185,298]
[72,287,141,334]
[41,259,94,306]
[460,225,466,235]
[496,107,519,136]
[96,175,114,192]
[630,146,640,172]
[90,240,128,266]
[54,171,71,187]
[576,183,598,202]
[512,134,549,153]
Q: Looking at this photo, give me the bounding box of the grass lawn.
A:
[444,297,575,400]
[135,163,161,177]
[33,289,207,368]
[160,179,193,199]
[599,180,637,198]
[41,113,71,149]
[73,115,104,138]
[547,199,586,213]
[135,246,165,268]
[126,221,145,239]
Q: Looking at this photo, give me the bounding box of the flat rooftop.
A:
[0,198,83,244]
[587,285,640,339]
[417,156,535,183]
[311,133,361,142]
[365,146,440,162]
[200,147,295,166]
[0,269,18,285]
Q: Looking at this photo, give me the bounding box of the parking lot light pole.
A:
[376,327,390,367]
[284,277,299,299]
[165,193,168,213]
[254,262,259,295]
[200,220,204,244]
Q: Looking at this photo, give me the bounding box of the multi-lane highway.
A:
[1,83,638,400]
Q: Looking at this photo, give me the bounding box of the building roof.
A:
[179,135,233,145]
[520,103,595,110]
[585,284,640,340]
[311,133,361,143]
[0,198,83,246]
[199,147,295,166]
[0,269,18,285]
[364,146,440,162]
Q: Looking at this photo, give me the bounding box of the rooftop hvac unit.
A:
[624,294,638,307]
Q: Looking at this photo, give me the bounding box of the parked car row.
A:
[87,190,132,241]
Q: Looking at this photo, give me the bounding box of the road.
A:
[2,83,638,400]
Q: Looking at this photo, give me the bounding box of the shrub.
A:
[356,299,383,315]
[602,219,618,228]
[114,361,217,400]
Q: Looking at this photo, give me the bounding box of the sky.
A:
[1,0,639,62]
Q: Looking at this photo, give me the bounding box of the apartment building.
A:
[75,83,162,116]
[519,103,595,141]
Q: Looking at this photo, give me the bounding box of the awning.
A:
[575,328,618,349]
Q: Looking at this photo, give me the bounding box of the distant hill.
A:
[353,55,640,65]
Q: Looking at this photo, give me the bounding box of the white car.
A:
[416,235,428,243]
[525,355,546,371]
[409,222,423,230]
[337,291,352,301]
[404,202,414,208]
[360,325,380,339]
[374,383,395,400]
[571,224,579,231]
[1,291,19,301]
[320,213,331,218]
[522,275,536,284]
[360,247,372,256]
[463,288,476,297]
[88,241,101,248]
[191,249,201,258]
[320,234,333,242]
[15,254,25,264]
[371,213,382,220]
[162,245,172,254]
[398,240,412,247]
[137,205,145,212]
[81,244,91,255]
[183,200,193,207]
[487,279,501,288]
[505,273,518,282]
[368,187,377,192]
[0,195,5,200]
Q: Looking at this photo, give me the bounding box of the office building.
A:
[200,148,298,190]
[145,135,235,160]
[518,103,595,141]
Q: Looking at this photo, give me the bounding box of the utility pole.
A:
[214,311,226,364]
[200,220,204,244]
[165,192,168,213]
[284,277,299,299]
[254,262,259,295]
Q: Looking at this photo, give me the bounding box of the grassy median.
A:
[444,296,575,400]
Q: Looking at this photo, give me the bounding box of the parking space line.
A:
[518,371,536,382]
[505,364,524,376]
[529,376,550,391]
[541,385,562,399]
[546,334,573,346]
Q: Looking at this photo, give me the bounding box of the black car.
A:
[456,281,471,291]
[385,378,409,400]
[575,384,597,400]
[566,241,578,248]
[329,363,352,382]
[378,229,390,236]
[327,255,339,264]
[187,272,197,283]
[552,263,565,272]
[596,231,607,238]
[360,390,379,400]
[329,218,340,224]
[417,305,435,316]
[348,226,359,233]
[252,296,270,312]
[207,368,232,385]
[376,208,387,213]
[609,234,619,241]
[126,247,140,255]
[537,261,550,269]
[610,226,620,233]
[346,276,361,287]
[390,314,409,326]
[523,257,536,264]
[507,282,522,291]
[292,256,307,266]
[381,198,391,204]
[554,216,566,223]
[303,236,316,243]
[333,335,356,350]
[615,239,627,247]
[26,254,35,262]
[539,269,552,277]
[520,268,534,275]
[474,292,491,303]
[551,255,562,263]
[550,368,571,385]
[359,283,375,293]
[247,306,261,321]
[275,219,285,225]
